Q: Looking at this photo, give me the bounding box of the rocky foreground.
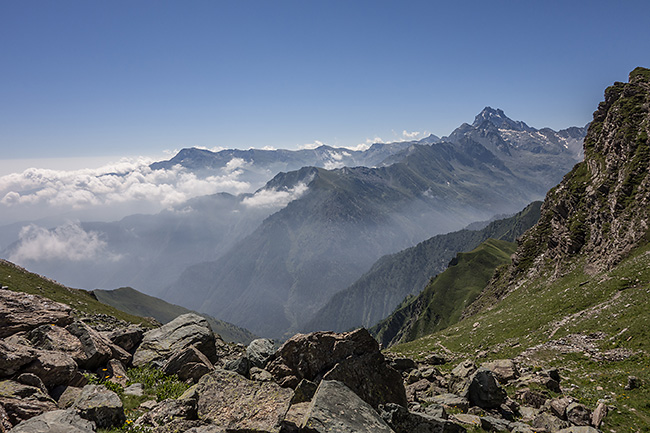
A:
[1,288,609,432]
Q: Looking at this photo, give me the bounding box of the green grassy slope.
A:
[94,287,257,344]
[0,259,157,328]
[371,238,517,347]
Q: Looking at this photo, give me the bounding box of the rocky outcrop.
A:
[0,289,73,338]
[194,368,293,433]
[161,345,213,383]
[7,409,96,433]
[302,380,394,433]
[133,313,217,367]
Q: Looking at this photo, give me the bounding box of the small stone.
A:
[624,375,640,390]
[124,383,144,397]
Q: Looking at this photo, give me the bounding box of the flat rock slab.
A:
[196,368,293,433]
[0,289,73,338]
[302,380,394,433]
[8,409,95,433]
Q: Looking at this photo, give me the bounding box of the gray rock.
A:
[323,351,408,410]
[452,413,481,427]
[195,368,293,432]
[8,409,95,433]
[224,355,250,378]
[424,353,448,365]
[449,360,476,395]
[0,340,37,376]
[246,338,275,369]
[422,403,448,420]
[27,325,84,359]
[479,415,511,432]
[0,289,74,338]
[566,402,592,427]
[184,426,228,433]
[56,386,82,409]
[15,374,48,396]
[22,350,78,388]
[429,393,470,412]
[390,358,417,372]
[267,328,379,388]
[106,324,144,352]
[124,383,144,397]
[302,380,394,433]
[105,359,128,387]
[0,380,58,428]
[481,359,519,384]
[162,345,213,383]
[510,421,535,433]
[291,378,318,404]
[65,321,114,370]
[591,401,607,428]
[133,313,217,367]
[381,403,464,433]
[250,367,274,382]
[516,388,549,409]
[467,368,507,409]
[135,397,198,429]
[556,427,601,433]
[548,396,574,419]
[625,375,640,390]
[532,412,570,433]
[72,384,126,428]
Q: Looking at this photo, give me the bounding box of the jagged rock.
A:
[532,412,570,433]
[380,402,465,433]
[283,401,311,432]
[428,394,470,412]
[548,396,574,419]
[482,359,519,384]
[449,360,477,395]
[422,404,448,419]
[424,353,448,365]
[322,351,408,409]
[22,350,78,388]
[406,379,434,402]
[0,289,74,338]
[246,338,275,369]
[224,355,250,378]
[184,426,228,433]
[7,409,95,433]
[0,405,11,432]
[135,398,198,429]
[0,340,37,376]
[15,374,48,396]
[149,419,209,433]
[267,328,379,388]
[516,388,548,409]
[195,368,292,432]
[139,400,158,410]
[133,313,217,367]
[452,413,481,427]
[510,421,535,433]
[390,358,417,372]
[406,369,423,384]
[421,367,443,382]
[291,379,318,404]
[162,345,213,383]
[106,324,144,352]
[519,406,541,422]
[250,367,274,382]
[105,359,128,387]
[566,403,592,427]
[591,402,607,428]
[56,386,82,409]
[479,415,511,432]
[466,368,507,409]
[0,380,58,428]
[27,325,84,358]
[72,384,125,428]
[124,383,144,397]
[302,380,394,433]
[65,321,113,370]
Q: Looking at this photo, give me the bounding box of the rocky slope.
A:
[304,201,541,334]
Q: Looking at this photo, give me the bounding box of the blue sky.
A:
[2,0,650,164]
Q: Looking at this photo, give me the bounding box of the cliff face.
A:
[513,67,650,278]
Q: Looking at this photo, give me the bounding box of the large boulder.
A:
[161,345,213,383]
[71,384,126,428]
[301,380,395,433]
[0,340,37,376]
[105,324,144,352]
[0,289,74,338]
[466,368,507,409]
[27,325,84,357]
[133,313,217,367]
[135,397,198,430]
[65,321,114,370]
[448,360,477,395]
[7,409,95,433]
[267,328,379,388]
[380,403,465,433]
[481,359,519,384]
[195,368,293,432]
[22,350,78,388]
[247,338,275,369]
[322,351,408,409]
[0,380,58,428]
[566,403,592,427]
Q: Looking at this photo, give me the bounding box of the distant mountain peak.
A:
[473,107,531,131]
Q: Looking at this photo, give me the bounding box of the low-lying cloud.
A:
[242,182,309,208]
[0,158,252,223]
[9,222,119,263]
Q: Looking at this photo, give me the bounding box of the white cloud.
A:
[402,130,421,139]
[9,222,120,263]
[0,158,252,213]
[242,182,309,209]
[261,146,276,151]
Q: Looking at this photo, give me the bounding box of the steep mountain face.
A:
[164,109,581,338]
[371,238,517,347]
[304,201,541,334]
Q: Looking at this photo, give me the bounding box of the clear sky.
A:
[2,0,650,164]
